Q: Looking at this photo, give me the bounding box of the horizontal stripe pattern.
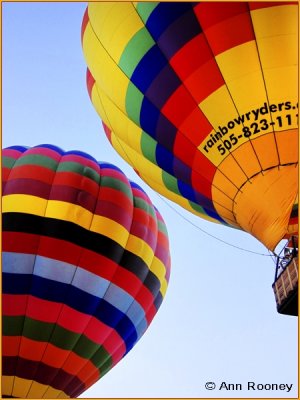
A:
[3,273,139,350]
[3,252,149,340]
[3,213,163,298]
[3,294,127,367]
[2,144,171,398]
[3,357,86,397]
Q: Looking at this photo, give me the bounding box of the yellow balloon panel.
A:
[88,2,144,63]
[83,23,129,113]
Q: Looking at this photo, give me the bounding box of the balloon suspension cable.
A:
[156,192,273,257]
[268,249,279,263]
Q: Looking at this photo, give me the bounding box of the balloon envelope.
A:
[82,1,298,251]
[2,144,171,398]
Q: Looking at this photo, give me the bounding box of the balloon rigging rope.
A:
[153,190,274,257]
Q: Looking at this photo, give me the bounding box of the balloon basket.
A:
[272,256,298,316]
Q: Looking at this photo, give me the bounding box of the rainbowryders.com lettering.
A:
[202,101,298,156]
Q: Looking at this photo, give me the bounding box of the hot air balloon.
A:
[81,2,298,315]
[2,144,171,398]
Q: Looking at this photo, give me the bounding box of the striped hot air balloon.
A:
[2,144,171,398]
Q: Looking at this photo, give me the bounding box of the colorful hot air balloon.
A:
[2,144,171,398]
[81,2,298,253]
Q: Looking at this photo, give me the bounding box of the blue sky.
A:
[2,2,298,398]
